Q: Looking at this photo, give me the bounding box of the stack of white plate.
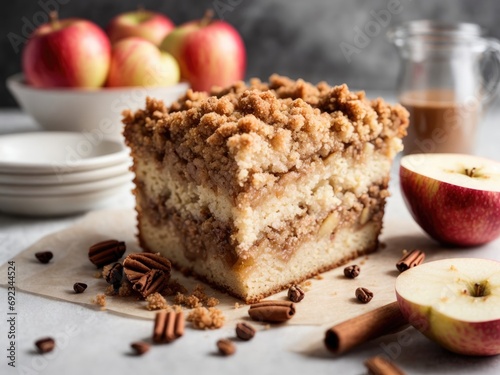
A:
[0,132,134,216]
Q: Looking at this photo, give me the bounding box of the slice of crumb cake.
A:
[123,75,408,303]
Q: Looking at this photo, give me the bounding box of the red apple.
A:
[400,153,500,247]
[396,258,500,356]
[22,12,111,88]
[160,10,246,92]
[106,9,174,46]
[106,37,180,87]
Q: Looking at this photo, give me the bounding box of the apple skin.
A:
[22,18,111,88]
[106,37,180,88]
[160,18,246,92]
[397,293,500,356]
[106,10,174,46]
[400,163,500,247]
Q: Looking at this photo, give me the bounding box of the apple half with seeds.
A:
[400,153,500,246]
[396,258,500,356]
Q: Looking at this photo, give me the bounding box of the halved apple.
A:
[400,153,500,246]
[395,258,500,356]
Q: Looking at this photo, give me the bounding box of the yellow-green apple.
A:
[396,258,500,356]
[106,37,180,87]
[400,153,500,246]
[160,10,245,92]
[22,12,110,88]
[106,9,174,46]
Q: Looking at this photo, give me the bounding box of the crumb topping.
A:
[123,75,408,197]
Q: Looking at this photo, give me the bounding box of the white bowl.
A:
[7,74,189,139]
[0,183,134,217]
[0,132,129,174]
[0,161,131,185]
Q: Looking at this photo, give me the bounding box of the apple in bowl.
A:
[396,258,500,356]
[106,9,174,46]
[22,12,110,88]
[160,10,245,92]
[400,153,500,247]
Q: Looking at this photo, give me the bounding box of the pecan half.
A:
[88,240,126,268]
[35,251,53,264]
[133,269,169,298]
[217,339,236,356]
[35,337,55,354]
[396,250,425,273]
[355,287,374,304]
[130,341,150,356]
[235,322,256,341]
[288,285,305,303]
[73,282,87,294]
[344,265,360,279]
[248,300,295,323]
[123,253,171,283]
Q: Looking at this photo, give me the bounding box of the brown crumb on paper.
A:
[187,307,225,329]
[92,294,106,308]
[315,274,324,280]
[300,280,312,292]
[146,292,169,310]
[118,280,134,297]
[105,285,117,296]
[206,297,220,307]
[174,293,201,308]
[234,302,241,309]
[93,270,102,279]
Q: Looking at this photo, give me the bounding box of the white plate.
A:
[0,172,133,196]
[0,160,131,185]
[0,183,134,217]
[0,132,129,174]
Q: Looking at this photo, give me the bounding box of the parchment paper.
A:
[1,208,495,326]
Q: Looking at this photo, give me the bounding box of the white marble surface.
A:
[1,96,500,374]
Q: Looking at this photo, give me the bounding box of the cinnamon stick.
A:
[324,301,407,354]
[364,356,406,375]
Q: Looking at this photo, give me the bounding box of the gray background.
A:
[2,0,500,107]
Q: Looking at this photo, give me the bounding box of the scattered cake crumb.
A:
[206,297,220,307]
[234,302,241,309]
[300,280,312,292]
[315,275,324,280]
[450,265,457,271]
[146,292,169,310]
[118,280,134,297]
[402,249,409,255]
[93,270,102,279]
[187,307,225,329]
[264,324,271,330]
[92,294,106,308]
[105,285,117,296]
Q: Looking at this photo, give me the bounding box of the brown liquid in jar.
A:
[400,90,481,155]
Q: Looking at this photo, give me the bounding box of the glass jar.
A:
[388,20,500,154]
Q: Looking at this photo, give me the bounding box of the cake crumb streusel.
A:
[146,292,169,310]
[187,307,225,329]
[92,294,106,308]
